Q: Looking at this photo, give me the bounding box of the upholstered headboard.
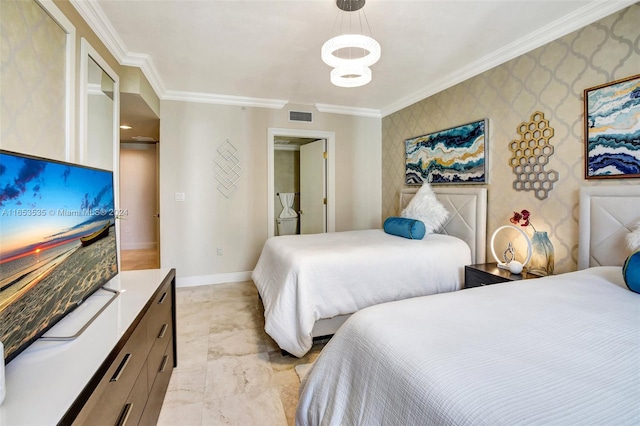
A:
[400,187,487,264]
[578,185,640,270]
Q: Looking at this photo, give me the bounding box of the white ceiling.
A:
[75,0,635,118]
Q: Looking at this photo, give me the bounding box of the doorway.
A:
[268,128,336,237]
[119,142,160,270]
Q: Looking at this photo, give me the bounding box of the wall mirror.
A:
[79,38,121,261]
[79,38,119,172]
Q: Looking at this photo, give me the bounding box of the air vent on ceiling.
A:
[289,110,313,123]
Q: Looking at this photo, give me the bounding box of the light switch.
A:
[175,192,185,202]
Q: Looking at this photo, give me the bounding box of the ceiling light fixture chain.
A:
[322,0,380,88]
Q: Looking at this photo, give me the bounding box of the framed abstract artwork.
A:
[405,119,487,184]
[584,74,640,179]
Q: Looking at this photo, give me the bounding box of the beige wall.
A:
[120,144,158,250]
[382,4,640,274]
[10,0,634,280]
[160,101,382,281]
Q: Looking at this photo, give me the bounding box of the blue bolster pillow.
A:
[383,217,426,240]
[623,251,640,293]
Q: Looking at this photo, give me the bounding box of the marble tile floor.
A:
[156,281,327,426]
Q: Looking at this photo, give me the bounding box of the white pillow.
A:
[400,183,450,234]
[627,222,640,252]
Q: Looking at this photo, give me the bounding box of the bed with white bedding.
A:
[252,186,487,357]
[296,185,640,425]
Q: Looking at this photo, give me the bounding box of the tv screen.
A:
[0,150,118,363]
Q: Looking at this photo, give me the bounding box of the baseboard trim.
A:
[176,271,252,288]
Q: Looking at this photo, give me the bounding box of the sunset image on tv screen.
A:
[0,151,118,362]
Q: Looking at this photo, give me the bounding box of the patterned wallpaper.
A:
[382,4,640,273]
[0,0,67,160]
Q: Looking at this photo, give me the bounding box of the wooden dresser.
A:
[0,269,177,426]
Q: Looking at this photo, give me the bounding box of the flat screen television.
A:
[0,150,118,363]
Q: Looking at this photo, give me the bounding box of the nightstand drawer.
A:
[465,270,510,288]
[464,263,539,289]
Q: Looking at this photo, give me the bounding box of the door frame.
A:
[267,128,335,237]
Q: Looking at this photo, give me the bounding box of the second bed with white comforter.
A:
[252,229,470,357]
[297,266,640,425]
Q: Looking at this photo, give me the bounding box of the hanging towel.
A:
[279,193,298,218]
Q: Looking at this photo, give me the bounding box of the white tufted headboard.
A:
[578,185,640,270]
[400,187,487,264]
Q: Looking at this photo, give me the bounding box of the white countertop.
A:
[0,268,173,426]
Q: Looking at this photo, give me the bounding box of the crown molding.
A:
[163,90,288,109]
[120,52,167,97]
[69,0,166,97]
[69,0,127,58]
[380,0,638,117]
[315,103,381,118]
[71,0,635,117]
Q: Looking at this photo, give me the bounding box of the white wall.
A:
[159,101,382,285]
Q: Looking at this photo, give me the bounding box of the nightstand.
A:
[464,262,539,288]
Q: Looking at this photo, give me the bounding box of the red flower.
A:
[510,209,536,231]
[510,211,522,225]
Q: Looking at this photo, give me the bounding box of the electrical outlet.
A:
[217,247,223,256]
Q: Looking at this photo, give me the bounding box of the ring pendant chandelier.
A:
[321,0,381,88]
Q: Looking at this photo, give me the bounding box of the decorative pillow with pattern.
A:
[400,183,449,234]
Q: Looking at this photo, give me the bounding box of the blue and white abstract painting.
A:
[586,75,640,178]
[405,119,486,184]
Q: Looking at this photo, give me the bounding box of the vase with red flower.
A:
[510,209,554,276]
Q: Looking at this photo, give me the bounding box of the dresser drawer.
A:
[145,278,172,346]
[73,316,148,425]
[140,344,174,426]
[115,361,149,426]
[147,309,173,393]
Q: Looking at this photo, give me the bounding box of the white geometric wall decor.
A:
[213,139,241,198]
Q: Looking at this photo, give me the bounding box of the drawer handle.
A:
[110,353,131,382]
[158,292,167,304]
[159,355,169,373]
[116,403,133,426]
[158,323,168,339]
